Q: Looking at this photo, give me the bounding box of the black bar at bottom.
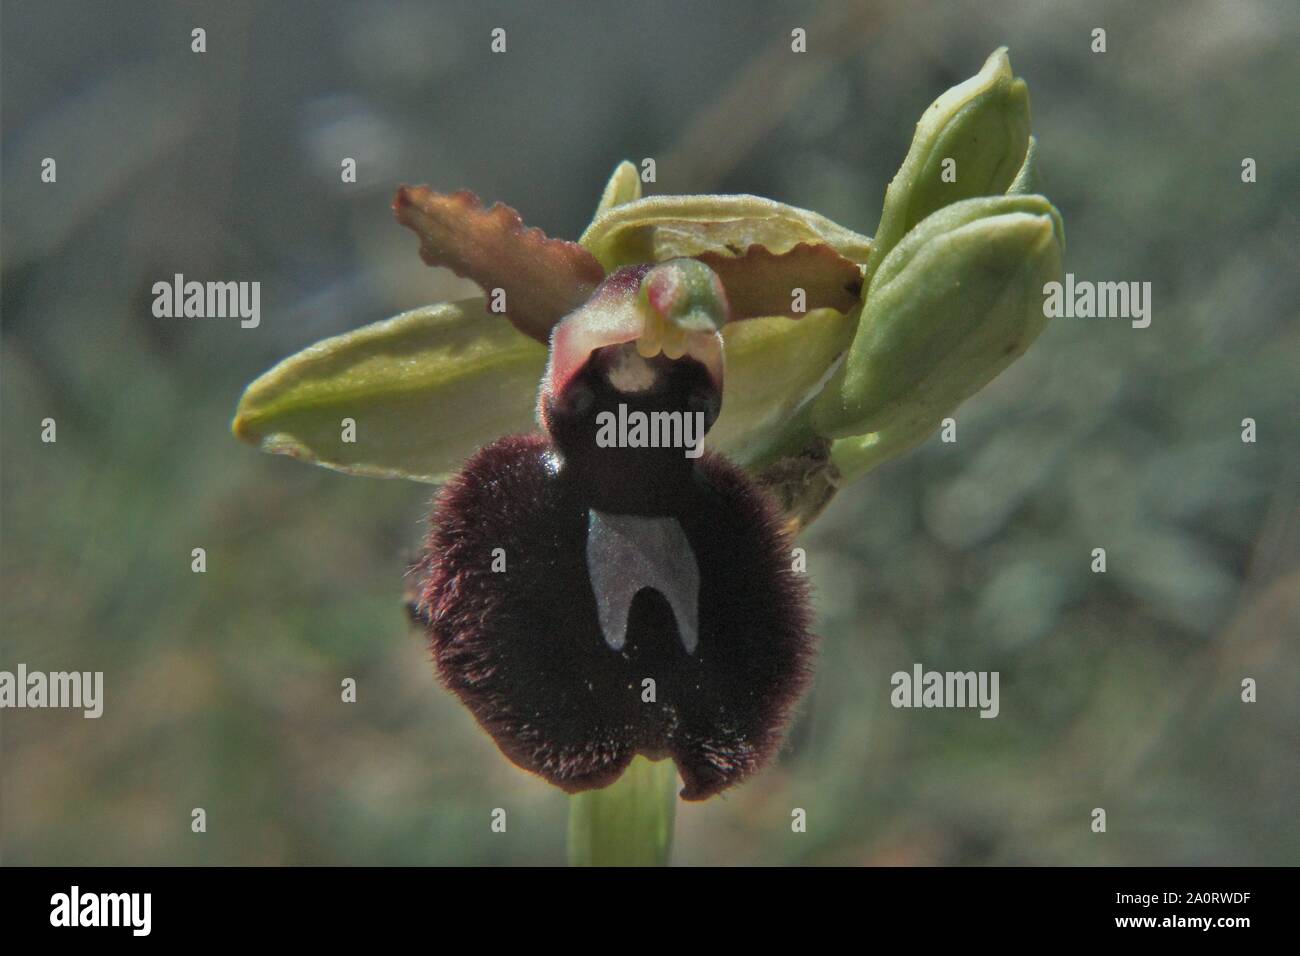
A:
[0,865,1286,942]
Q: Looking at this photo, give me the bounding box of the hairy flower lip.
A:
[417,433,816,801]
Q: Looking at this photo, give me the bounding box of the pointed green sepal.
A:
[232,298,547,482]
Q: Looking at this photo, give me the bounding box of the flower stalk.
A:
[567,757,678,866]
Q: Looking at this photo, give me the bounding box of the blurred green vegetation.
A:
[2,0,1297,864]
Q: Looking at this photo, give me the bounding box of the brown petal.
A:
[696,243,862,320]
[393,187,606,343]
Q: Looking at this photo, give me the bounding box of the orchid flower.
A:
[232,49,1063,864]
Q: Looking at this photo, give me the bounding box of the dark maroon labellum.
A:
[413,265,815,800]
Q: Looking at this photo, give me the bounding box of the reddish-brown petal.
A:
[393,187,607,343]
[696,242,863,320]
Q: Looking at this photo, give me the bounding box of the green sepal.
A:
[232,298,547,482]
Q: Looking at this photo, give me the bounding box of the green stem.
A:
[829,415,939,485]
[567,756,678,866]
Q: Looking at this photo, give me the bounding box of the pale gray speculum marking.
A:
[586,509,700,654]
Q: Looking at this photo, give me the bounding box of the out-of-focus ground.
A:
[2,0,1296,864]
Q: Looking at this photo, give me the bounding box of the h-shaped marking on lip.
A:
[586,509,700,654]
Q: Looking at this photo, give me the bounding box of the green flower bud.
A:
[865,47,1031,288]
[812,194,1064,442]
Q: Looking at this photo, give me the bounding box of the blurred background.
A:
[2,0,1296,865]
